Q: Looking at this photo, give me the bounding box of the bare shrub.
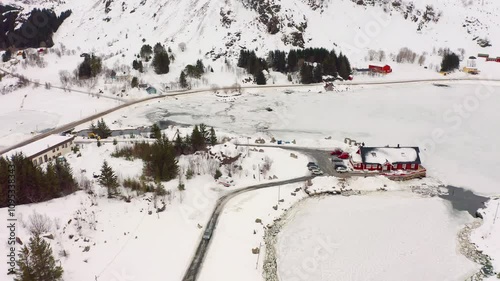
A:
[28,211,53,236]
[418,54,426,66]
[377,50,386,62]
[366,50,377,61]
[261,156,273,176]
[396,47,417,63]
[59,70,71,88]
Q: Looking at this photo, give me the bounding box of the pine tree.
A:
[140,44,153,59]
[152,50,170,74]
[151,124,161,140]
[255,71,266,85]
[199,124,209,143]
[287,50,298,72]
[96,118,111,139]
[131,77,139,88]
[145,136,179,181]
[99,161,119,198]
[312,65,323,83]
[174,133,183,155]
[441,52,460,72]
[300,64,313,84]
[190,125,205,151]
[15,235,63,281]
[209,127,217,146]
[153,43,164,55]
[195,59,205,74]
[179,71,188,88]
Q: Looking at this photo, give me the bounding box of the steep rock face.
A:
[0,4,71,50]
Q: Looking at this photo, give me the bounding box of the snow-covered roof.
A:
[2,135,75,159]
[360,147,421,165]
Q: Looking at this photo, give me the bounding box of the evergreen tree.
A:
[287,50,298,72]
[138,61,144,73]
[195,59,205,74]
[98,161,119,198]
[151,124,161,140]
[179,71,188,88]
[209,127,217,146]
[131,77,139,88]
[90,55,102,77]
[300,64,313,84]
[214,169,222,180]
[140,44,153,59]
[145,136,178,181]
[174,133,184,155]
[255,70,267,85]
[152,50,170,74]
[96,118,111,139]
[199,124,209,143]
[190,125,205,151]
[322,55,338,76]
[312,64,323,83]
[441,52,460,72]
[153,43,165,55]
[15,235,63,281]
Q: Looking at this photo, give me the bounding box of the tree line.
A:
[0,6,72,50]
[237,47,352,85]
[0,154,78,208]
[111,124,217,182]
[237,50,268,85]
[132,43,172,75]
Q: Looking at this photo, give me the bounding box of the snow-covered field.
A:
[0,134,310,281]
[277,192,478,281]
[0,86,120,150]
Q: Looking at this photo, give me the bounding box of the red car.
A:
[330,149,343,156]
[338,152,350,159]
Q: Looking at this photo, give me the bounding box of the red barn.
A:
[368,65,392,73]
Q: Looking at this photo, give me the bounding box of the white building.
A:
[2,135,76,166]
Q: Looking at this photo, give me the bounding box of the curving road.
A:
[2,75,500,156]
[182,175,314,281]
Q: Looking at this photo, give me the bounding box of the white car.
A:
[336,166,348,173]
[311,168,324,176]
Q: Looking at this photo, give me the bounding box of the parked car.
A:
[331,157,343,163]
[311,168,324,176]
[307,162,319,170]
[338,152,350,159]
[334,162,347,169]
[330,149,343,156]
[308,165,319,171]
[336,166,348,173]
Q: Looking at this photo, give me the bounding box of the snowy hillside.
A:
[3,0,500,65]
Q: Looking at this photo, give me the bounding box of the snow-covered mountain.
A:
[3,0,500,63]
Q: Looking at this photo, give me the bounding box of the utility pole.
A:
[278,185,281,204]
[255,242,262,269]
[494,200,499,225]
